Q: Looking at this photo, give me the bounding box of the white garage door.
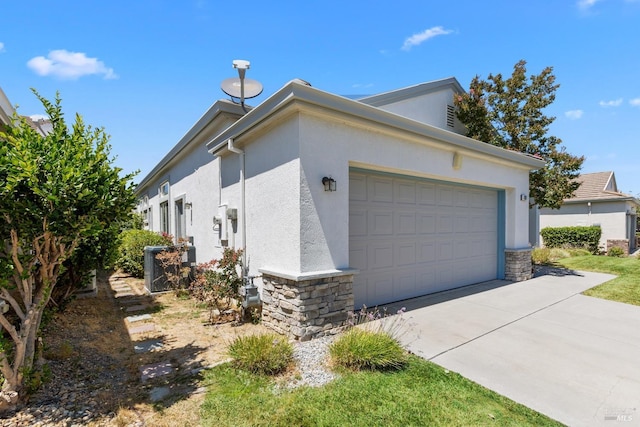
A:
[349,170,499,308]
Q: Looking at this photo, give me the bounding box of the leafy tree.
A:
[454,60,584,209]
[0,90,137,402]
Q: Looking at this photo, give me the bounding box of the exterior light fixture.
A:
[322,176,336,192]
[520,194,528,201]
[185,202,193,209]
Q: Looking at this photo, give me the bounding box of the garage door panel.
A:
[418,214,436,234]
[369,210,393,235]
[395,181,417,204]
[418,183,436,205]
[395,241,417,266]
[351,171,499,307]
[349,173,368,201]
[369,177,393,203]
[369,243,393,270]
[396,212,416,235]
[349,209,367,236]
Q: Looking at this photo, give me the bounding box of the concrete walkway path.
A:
[388,270,640,426]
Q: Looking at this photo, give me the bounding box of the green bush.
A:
[540,226,602,254]
[607,246,625,257]
[531,247,551,265]
[116,229,172,277]
[227,333,293,375]
[329,328,407,371]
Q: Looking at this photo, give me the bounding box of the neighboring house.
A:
[539,171,639,254]
[135,76,544,340]
[0,86,52,135]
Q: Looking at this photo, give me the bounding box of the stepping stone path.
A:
[134,339,164,354]
[140,362,173,383]
[108,275,205,403]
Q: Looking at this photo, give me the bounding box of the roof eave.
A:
[207,81,545,170]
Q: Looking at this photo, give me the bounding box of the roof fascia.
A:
[136,100,246,192]
[357,77,465,107]
[207,80,545,170]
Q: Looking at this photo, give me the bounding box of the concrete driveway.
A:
[386,269,640,426]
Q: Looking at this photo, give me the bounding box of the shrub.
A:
[227,333,293,375]
[116,229,172,277]
[531,247,551,265]
[190,248,243,323]
[607,246,625,257]
[540,226,601,254]
[329,328,407,371]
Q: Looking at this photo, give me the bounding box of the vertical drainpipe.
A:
[227,138,247,277]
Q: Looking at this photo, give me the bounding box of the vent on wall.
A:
[446,105,455,128]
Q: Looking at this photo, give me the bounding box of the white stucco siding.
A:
[137,140,223,263]
[375,88,466,135]
[539,200,630,249]
[224,118,302,277]
[298,113,532,273]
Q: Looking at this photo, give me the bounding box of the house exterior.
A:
[539,171,639,254]
[135,76,544,340]
[1,86,52,135]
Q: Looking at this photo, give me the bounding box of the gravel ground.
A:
[287,335,338,389]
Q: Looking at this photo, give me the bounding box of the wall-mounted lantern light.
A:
[322,176,337,192]
[520,194,528,201]
[185,202,193,209]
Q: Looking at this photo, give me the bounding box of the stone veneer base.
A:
[505,248,533,282]
[259,269,356,341]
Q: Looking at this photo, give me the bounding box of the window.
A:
[160,201,169,234]
[159,181,170,197]
[175,199,185,240]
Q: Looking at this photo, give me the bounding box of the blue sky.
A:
[2,0,639,195]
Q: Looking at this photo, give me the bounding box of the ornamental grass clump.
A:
[329,327,407,371]
[227,333,293,375]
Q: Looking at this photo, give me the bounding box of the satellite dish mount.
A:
[221,59,263,112]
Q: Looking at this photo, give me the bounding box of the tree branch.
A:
[0,289,24,320]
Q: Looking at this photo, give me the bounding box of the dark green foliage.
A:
[454,60,584,209]
[0,90,137,397]
[227,333,293,375]
[116,229,172,278]
[329,328,407,371]
[540,226,601,254]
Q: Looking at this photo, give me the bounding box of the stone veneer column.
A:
[504,248,533,281]
[259,269,356,341]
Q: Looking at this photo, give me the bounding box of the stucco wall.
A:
[219,118,303,277]
[375,88,467,135]
[137,138,223,263]
[539,200,630,250]
[296,112,532,275]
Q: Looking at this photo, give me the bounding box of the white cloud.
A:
[630,98,640,107]
[577,0,601,9]
[565,109,584,119]
[402,26,453,51]
[27,50,118,80]
[599,98,623,107]
[0,42,5,53]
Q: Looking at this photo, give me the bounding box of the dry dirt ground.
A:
[11,270,270,427]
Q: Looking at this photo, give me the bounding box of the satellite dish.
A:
[221,77,263,100]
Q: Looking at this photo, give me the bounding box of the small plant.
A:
[227,333,293,375]
[607,246,625,257]
[329,328,407,371]
[116,229,173,277]
[190,248,243,323]
[531,247,551,265]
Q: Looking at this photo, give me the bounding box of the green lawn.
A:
[558,255,640,306]
[200,356,562,427]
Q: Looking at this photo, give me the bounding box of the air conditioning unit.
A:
[144,246,196,293]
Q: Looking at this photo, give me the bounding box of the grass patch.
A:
[200,356,561,427]
[227,333,293,375]
[329,328,407,371]
[558,255,640,306]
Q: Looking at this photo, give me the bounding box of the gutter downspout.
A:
[227,138,247,276]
